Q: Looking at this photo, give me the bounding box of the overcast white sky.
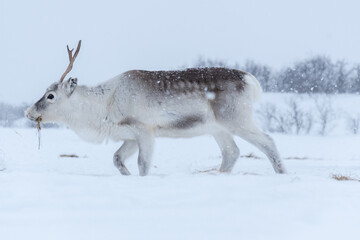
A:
[1,0,360,104]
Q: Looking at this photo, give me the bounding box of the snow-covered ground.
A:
[0,127,360,240]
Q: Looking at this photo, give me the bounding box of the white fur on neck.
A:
[61,85,117,143]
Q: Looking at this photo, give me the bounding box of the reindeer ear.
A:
[64,77,78,96]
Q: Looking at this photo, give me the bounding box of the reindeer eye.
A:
[47,94,54,100]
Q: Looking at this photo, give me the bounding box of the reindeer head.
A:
[25,41,81,123]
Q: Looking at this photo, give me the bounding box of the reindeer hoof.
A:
[119,167,131,176]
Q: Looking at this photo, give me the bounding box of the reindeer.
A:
[26,41,285,176]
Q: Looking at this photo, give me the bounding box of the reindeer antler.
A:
[59,40,82,83]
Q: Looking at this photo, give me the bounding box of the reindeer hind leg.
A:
[211,93,285,174]
[213,131,240,172]
[234,126,285,174]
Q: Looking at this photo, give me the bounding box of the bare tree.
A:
[314,96,335,135]
[275,114,293,134]
[304,112,314,134]
[256,103,278,132]
[287,98,305,135]
[257,103,293,134]
[347,114,360,134]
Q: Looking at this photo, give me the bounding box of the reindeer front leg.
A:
[119,118,155,176]
[113,140,138,175]
[136,129,155,176]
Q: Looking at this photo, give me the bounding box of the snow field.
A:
[0,128,360,240]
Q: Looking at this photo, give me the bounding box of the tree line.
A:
[194,55,360,94]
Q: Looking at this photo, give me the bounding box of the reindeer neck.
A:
[63,84,113,132]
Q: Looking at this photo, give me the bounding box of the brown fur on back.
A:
[125,67,247,94]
